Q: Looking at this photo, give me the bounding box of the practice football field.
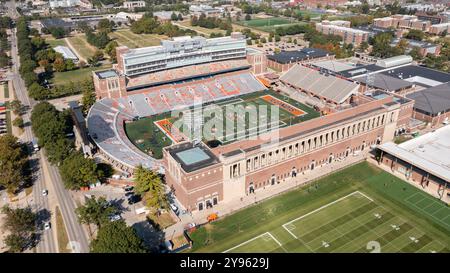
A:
[188,162,450,253]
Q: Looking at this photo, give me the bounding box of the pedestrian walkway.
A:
[163,152,368,240]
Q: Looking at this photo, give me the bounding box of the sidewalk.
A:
[163,152,368,240]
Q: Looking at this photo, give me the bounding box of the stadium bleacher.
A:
[280,64,360,104]
[126,59,251,89]
[87,72,266,170]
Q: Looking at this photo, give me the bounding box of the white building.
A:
[53,46,78,61]
[49,0,92,9]
[189,4,222,17]
[123,1,146,10]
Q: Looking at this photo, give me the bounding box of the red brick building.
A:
[165,97,404,212]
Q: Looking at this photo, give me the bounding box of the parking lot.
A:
[251,36,309,57]
[80,183,181,251]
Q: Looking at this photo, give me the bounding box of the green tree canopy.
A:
[90,220,147,253]
[76,196,118,228]
[60,151,104,189]
[0,135,28,193]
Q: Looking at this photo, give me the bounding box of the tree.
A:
[97,19,113,33]
[45,137,74,165]
[371,32,395,58]
[53,57,66,72]
[357,41,369,52]
[405,29,425,41]
[4,234,28,253]
[0,135,28,193]
[60,151,103,190]
[245,14,251,21]
[76,196,118,228]
[49,27,66,39]
[2,206,37,235]
[28,82,47,100]
[171,12,178,21]
[409,46,422,61]
[134,166,168,211]
[177,13,183,21]
[2,205,37,252]
[7,100,23,115]
[65,59,76,71]
[81,79,96,114]
[104,41,118,63]
[12,117,24,128]
[88,50,104,67]
[90,220,147,253]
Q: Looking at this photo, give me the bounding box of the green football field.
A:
[238,18,294,28]
[187,162,450,253]
[125,90,319,157]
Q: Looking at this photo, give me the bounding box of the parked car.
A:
[170,203,179,215]
[43,222,51,230]
[109,214,122,222]
[125,191,134,197]
[124,186,134,192]
[128,195,141,205]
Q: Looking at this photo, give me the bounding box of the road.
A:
[6,0,89,253]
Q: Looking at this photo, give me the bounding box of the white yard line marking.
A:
[222,232,281,253]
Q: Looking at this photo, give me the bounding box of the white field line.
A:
[223,232,273,253]
[282,191,371,238]
[267,232,283,247]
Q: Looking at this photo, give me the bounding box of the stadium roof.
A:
[280,64,359,104]
[312,60,356,72]
[53,46,78,60]
[406,82,450,115]
[378,126,450,183]
[167,143,219,173]
[337,64,385,78]
[267,48,331,64]
[354,73,413,92]
[381,65,450,87]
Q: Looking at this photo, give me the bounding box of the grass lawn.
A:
[187,162,450,253]
[236,18,299,32]
[66,35,98,60]
[125,89,319,158]
[148,212,177,230]
[177,20,226,37]
[51,64,112,86]
[109,30,165,48]
[56,206,70,253]
[46,38,68,48]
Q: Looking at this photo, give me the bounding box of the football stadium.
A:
[124,89,319,158]
[86,33,449,216]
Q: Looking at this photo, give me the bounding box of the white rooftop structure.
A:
[120,34,247,76]
[378,125,450,183]
[53,46,78,61]
[313,60,355,72]
[280,64,360,104]
[376,55,413,68]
